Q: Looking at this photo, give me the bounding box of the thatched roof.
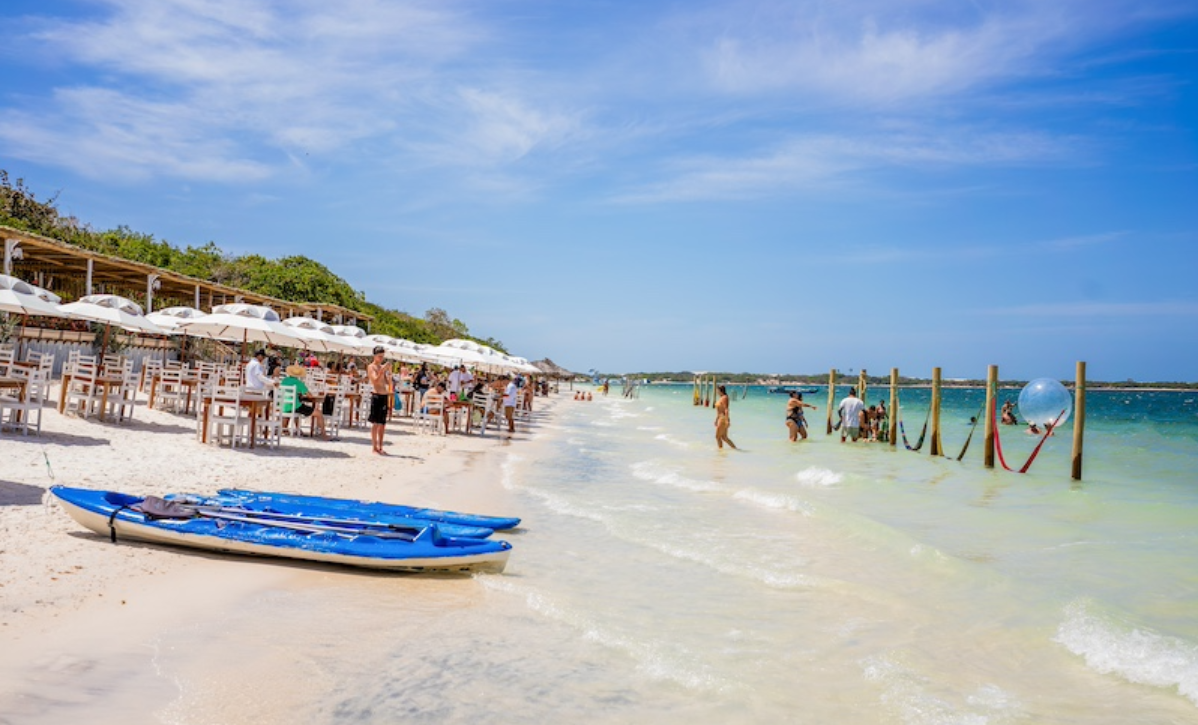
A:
[531,357,578,379]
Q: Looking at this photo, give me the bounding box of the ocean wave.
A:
[630,461,721,493]
[500,453,525,491]
[626,539,812,589]
[1054,600,1198,705]
[653,433,690,449]
[794,466,844,488]
[517,485,606,523]
[861,654,1022,724]
[732,488,812,516]
[635,425,662,432]
[479,578,737,694]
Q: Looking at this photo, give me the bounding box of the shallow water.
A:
[14,386,1198,724]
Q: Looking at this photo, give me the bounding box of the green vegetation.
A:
[0,170,505,351]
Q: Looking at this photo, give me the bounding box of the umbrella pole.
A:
[18,313,28,359]
[99,323,112,372]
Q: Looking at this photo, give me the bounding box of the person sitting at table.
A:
[280,364,329,439]
[423,381,450,433]
[245,350,276,393]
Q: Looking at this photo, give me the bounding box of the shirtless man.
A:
[714,385,737,449]
[367,346,391,454]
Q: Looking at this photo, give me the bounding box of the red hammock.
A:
[993,406,1065,473]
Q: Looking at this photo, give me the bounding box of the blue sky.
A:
[1,1,1195,381]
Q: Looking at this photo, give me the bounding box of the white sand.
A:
[0,390,561,720]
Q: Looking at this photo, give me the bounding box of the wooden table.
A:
[57,372,126,421]
[199,390,272,448]
[148,372,199,413]
[447,399,473,433]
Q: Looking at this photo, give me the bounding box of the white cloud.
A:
[685,0,1183,105]
[0,0,481,181]
[614,129,1075,203]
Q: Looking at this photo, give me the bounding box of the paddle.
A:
[192,508,423,541]
[198,505,442,535]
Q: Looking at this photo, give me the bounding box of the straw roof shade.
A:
[531,358,577,379]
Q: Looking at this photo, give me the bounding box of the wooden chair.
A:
[105,367,139,423]
[156,368,189,413]
[416,389,447,435]
[208,385,251,448]
[63,361,103,418]
[0,368,48,435]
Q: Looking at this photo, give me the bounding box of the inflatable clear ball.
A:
[1018,378,1072,427]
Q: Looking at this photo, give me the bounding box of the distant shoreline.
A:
[642,381,1195,393]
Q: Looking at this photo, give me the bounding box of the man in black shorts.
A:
[367,345,391,454]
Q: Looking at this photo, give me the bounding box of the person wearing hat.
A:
[280,364,328,439]
[367,345,391,454]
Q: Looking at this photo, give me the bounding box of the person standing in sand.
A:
[785,391,817,442]
[503,374,519,433]
[714,385,737,449]
[367,346,390,455]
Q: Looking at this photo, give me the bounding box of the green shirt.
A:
[280,376,309,414]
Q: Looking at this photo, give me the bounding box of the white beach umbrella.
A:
[59,294,166,335]
[362,334,406,362]
[508,356,541,374]
[432,342,494,369]
[176,303,305,351]
[146,306,209,335]
[412,343,463,368]
[283,317,357,354]
[382,338,445,365]
[59,293,167,364]
[328,324,372,354]
[0,274,74,318]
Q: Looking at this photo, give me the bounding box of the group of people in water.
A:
[831,388,890,443]
[712,385,1055,448]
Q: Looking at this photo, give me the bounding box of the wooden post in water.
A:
[1072,361,1087,480]
[889,368,898,448]
[826,368,837,434]
[930,367,943,456]
[984,365,997,468]
[858,370,867,406]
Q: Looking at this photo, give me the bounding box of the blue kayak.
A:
[217,488,523,531]
[167,493,496,539]
[51,486,512,573]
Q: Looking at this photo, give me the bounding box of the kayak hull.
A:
[51,486,511,573]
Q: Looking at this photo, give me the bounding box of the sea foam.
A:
[1054,600,1198,705]
[861,654,1022,724]
[794,466,844,487]
[630,461,722,493]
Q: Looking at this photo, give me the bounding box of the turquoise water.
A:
[62,385,1198,724]
[471,385,1198,722]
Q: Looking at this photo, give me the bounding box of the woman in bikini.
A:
[714,385,737,450]
[785,392,818,442]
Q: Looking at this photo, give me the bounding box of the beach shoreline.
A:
[0,391,560,722]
